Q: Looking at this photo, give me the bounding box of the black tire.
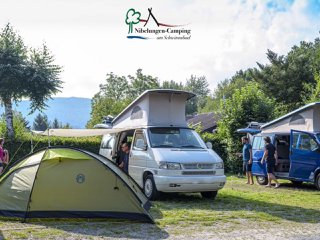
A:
[315,174,320,191]
[201,191,218,199]
[291,180,303,187]
[256,176,268,185]
[144,175,160,200]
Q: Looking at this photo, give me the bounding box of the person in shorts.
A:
[261,136,280,188]
[242,136,254,185]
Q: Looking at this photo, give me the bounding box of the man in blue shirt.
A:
[242,136,254,185]
[119,142,130,174]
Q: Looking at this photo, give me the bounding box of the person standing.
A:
[118,142,130,174]
[261,136,280,188]
[0,138,6,173]
[242,136,254,185]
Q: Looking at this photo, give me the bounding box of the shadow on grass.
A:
[0,215,168,239]
[155,190,320,223]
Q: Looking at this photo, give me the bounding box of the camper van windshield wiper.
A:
[180,145,204,149]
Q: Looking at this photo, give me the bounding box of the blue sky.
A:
[0,0,319,98]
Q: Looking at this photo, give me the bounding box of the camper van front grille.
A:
[182,163,214,170]
[182,171,215,175]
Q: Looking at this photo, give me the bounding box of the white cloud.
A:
[0,0,318,98]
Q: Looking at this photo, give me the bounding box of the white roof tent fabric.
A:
[112,89,195,129]
[261,102,320,133]
[32,128,131,137]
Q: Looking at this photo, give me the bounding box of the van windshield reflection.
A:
[148,128,204,149]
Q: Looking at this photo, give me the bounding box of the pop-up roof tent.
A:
[112,89,195,129]
[261,102,320,133]
[0,147,153,222]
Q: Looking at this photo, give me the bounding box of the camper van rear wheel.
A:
[316,174,320,191]
[201,191,218,199]
[144,175,160,200]
[256,176,268,185]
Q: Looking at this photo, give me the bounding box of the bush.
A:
[217,83,275,173]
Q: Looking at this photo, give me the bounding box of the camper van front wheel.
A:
[144,175,160,200]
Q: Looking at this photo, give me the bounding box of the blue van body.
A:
[251,130,320,189]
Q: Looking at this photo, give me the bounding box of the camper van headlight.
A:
[214,162,224,169]
[159,162,181,170]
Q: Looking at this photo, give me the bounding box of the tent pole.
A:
[48,129,51,147]
[30,132,33,153]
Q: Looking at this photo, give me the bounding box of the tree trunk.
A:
[4,98,14,140]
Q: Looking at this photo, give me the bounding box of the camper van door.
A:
[129,130,148,187]
[289,130,320,181]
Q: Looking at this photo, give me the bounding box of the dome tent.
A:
[0,147,153,223]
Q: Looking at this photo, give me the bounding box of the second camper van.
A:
[100,90,226,200]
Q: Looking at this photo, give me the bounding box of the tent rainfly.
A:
[0,147,153,222]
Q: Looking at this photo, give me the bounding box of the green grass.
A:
[0,176,319,239]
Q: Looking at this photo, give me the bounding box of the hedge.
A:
[4,135,102,164]
[4,132,238,174]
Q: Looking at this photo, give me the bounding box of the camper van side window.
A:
[293,133,318,151]
[133,133,147,151]
[252,136,265,150]
[106,137,115,149]
[101,136,111,149]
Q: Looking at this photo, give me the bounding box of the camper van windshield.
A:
[148,128,204,149]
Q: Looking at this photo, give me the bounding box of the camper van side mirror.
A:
[206,142,213,149]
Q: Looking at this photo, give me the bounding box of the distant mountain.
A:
[0,97,92,129]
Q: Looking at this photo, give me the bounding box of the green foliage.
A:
[0,111,30,139]
[253,45,316,112]
[127,69,160,99]
[185,75,210,115]
[217,83,275,172]
[161,80,184,90]
[200,70,252,113]
[51,118,60,128]
[0,23,62,139]
[4,135,101,165]
[33,113,49,131]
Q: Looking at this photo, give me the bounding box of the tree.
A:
[253,45,316,114]
[0,23,62,139]
[99,72,129,101]
[86,94,131,128]
[33,113,49,131]
[62,122,72,129]
[0,111,29,138]
[217,83,275,172]
[51,118,60,128]
[161,80,184,90]
[128,69,160,99]
[185,75,210,115]
[201,70,253,113]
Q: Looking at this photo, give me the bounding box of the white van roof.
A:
[261,102,320,133]
[112,89,195,129]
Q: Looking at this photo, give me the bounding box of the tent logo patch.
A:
[125,7,191,40]
[76,174,85,184]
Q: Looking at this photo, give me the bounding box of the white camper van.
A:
[100,89,226,200]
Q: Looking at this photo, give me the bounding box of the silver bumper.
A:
[153,175,227,192]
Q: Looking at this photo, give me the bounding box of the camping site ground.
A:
[0,176,319,240]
